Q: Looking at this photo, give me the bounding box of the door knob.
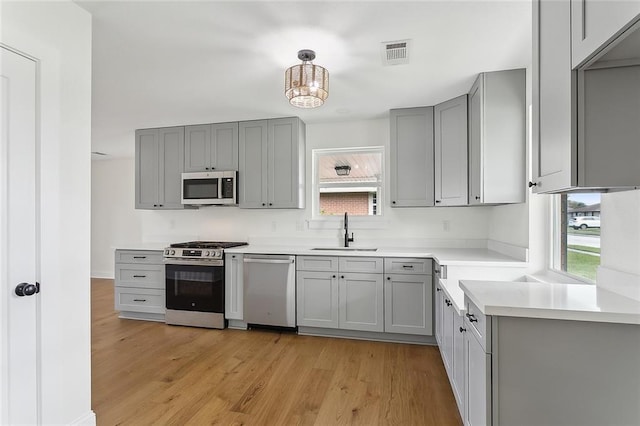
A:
[15,282,40,297]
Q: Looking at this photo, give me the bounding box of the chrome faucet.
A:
[344,212,354,247]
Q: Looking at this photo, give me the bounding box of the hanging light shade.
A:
[284,49,329,108]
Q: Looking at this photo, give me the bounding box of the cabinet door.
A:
[452,312,465,411]
[468,76,483,205]
[435,95,468,206]
[435,284,444,345]
[224,253,243,320]
[238,120,268,207]
[384,274,432,335]
[338,273,384,332]
[135,129,160,209]
[389,108,435,207]
[442,299,454,372]
[184,124,211,172]
[571,0,640,68]
[211,122,238,170]
[158,127,185,209]
[532,0,578,193]
[268,117,300,208]
[465,328,491,426]
[297,271,339,328]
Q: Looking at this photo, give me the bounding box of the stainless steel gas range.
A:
[163,241,247,329]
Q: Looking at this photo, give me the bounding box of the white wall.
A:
[600,190,640,276]
[3,1,94,424]
[92,118,509,277]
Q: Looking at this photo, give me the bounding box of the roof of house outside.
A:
[568,203,601,213]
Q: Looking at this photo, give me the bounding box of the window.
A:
[553,193,602,282]
[312,147,383,218]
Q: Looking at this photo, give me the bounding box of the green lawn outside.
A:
[567,251,599,282]
[567,244,601,254]
[567,227,601,236]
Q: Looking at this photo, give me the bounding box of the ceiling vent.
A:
[381,39,411,66]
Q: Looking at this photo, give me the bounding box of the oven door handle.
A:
[164,259,223,266]
[243,258,294,264]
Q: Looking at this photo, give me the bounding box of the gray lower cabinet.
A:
[114,249,165,321]
[462,297,640,426]
[434,95,468,206]
[135,127,185,210]
[339,272,384,332]
[383,258,433,335]
[389,107,435,207]
[570,0,640,68]
[184,122,238,172]
[224,253,244,322]
[436,280,465,419]
[238,117,305,209]
[468,69,526,205]
[296,256,384,332]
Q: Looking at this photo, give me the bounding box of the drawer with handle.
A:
[384,258,432,275]
[115,250,164,264]
[115,264,164,289]
[115,287,165,314]
[464,297,491,352]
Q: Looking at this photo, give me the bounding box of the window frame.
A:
[310,146,385,224]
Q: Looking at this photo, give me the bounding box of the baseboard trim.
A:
[298,326,437,345]
[69,410,96,426]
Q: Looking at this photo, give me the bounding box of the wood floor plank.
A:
[91,278,462,425]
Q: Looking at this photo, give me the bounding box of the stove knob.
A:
[204,251,210,256]
[170,250,175,255]
[164,250,169,255]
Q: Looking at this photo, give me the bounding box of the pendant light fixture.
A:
[284,49,329,108]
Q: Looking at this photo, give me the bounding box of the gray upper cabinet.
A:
[389,107,435,207]
[434,95,468,206]
[184,122,238,172]
[571,0,640,68]
[238,117,305,209]
[468,69,526,205]
[533,0,640,193]
[135,126,185,210]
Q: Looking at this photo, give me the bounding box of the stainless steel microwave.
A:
[181,171,237,206]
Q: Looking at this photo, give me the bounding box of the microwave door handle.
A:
[218,177,223,200]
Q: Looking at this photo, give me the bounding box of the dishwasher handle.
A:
[243,258,294,264]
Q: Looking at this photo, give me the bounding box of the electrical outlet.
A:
[443,220,450,232]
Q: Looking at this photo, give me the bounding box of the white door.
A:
[0,46,40,425]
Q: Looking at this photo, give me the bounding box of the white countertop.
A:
[438,278,467,315]
[459,280,640,325]
[225,245,526,266]
[114,243,168,251]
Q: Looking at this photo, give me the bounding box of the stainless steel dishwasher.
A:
[243,255,296,328]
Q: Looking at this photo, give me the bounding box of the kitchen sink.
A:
[311,247,378,252]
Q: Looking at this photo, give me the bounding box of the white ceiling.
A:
[78,0,532,158]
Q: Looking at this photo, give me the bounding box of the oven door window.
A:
[184,178,219,200]
[165,264,224,313]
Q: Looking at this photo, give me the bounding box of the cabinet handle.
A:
[133,256,147,259]
[392,201,396,204]
[153,204,157,207]
[436,287,441,292]
[475,196,480,200]
[435,200,441,204]
[445,299,452,307]
[466,313,478,323]
[528,181,538,188]
[332,275,336,278]
[133,275,146,278]
[262,203,266,206]
[269,203,273,206]
[205,167,209,170]
[402,265,414,269]
[211,167,215,170]
[133,298,147,302]
[434,268,440,274]
[387,276,391,280]
[459,327,466,333]
[158,204,163,207]
[341,275,345,279]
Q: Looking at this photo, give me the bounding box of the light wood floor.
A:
[92,278,462,425]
